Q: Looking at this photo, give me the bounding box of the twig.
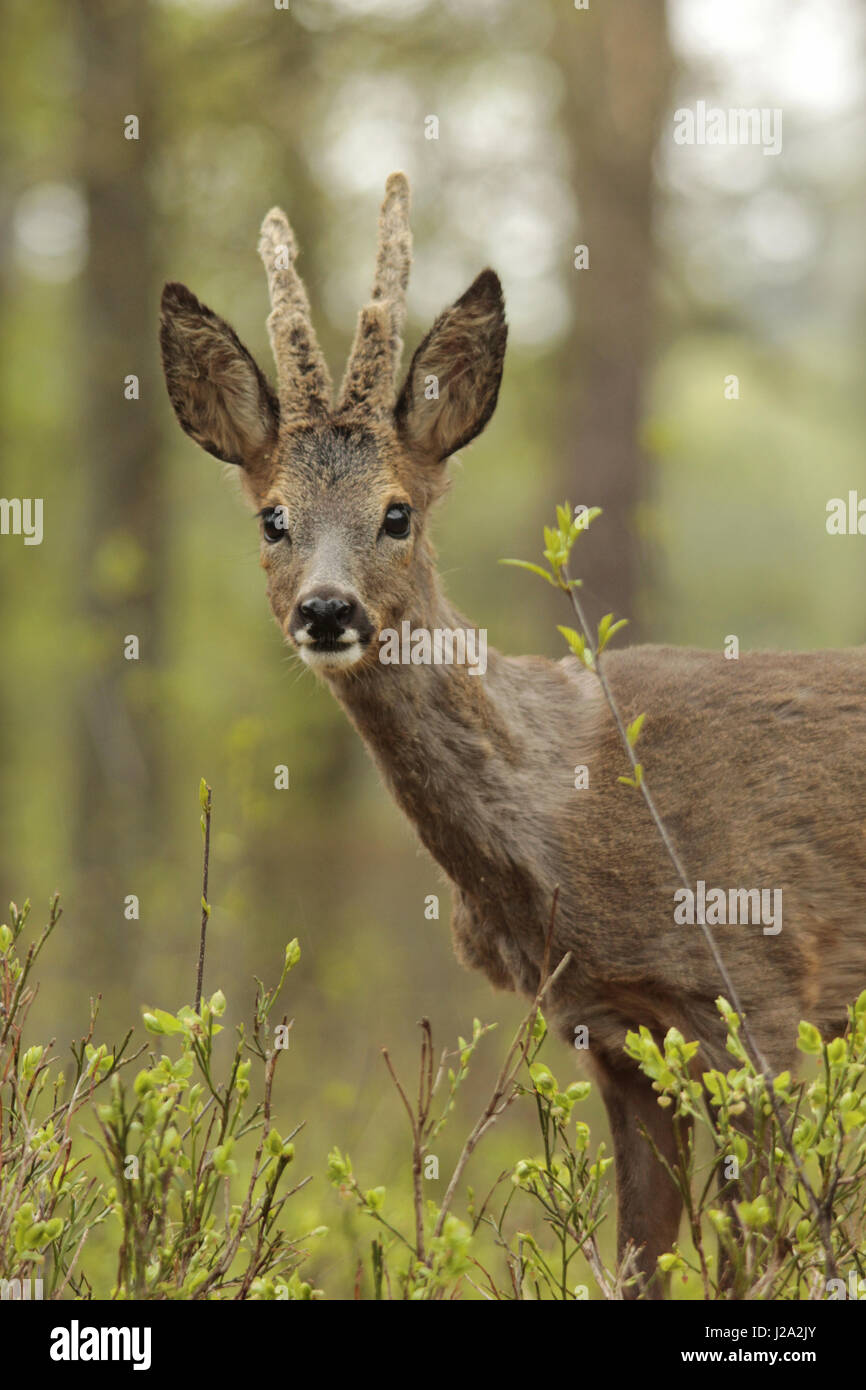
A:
[195,781,212,1014]
[381,1041,426,1261]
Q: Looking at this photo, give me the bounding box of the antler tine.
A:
[336,172,412,418]
[370,171,412,333]
[258,207,332,421]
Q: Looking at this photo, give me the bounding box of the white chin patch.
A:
[299,642,364,670]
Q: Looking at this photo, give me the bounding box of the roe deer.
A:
[160,172,866,1295]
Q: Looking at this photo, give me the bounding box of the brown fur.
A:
[395,269,507,466]
[159,282,279,469]
[160,173,866,1297]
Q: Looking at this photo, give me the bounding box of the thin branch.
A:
[381,1042,425,1261]
[195,781,212,1014]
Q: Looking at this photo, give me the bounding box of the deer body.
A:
[160,173,866,1293]
[337,635,866,1285]
[338,636,866,1059]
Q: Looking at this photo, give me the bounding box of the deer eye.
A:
[261,506,289,543]
[383,503,411,539]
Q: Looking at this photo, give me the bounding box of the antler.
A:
[258,208,332,422]
[336,171,412,419]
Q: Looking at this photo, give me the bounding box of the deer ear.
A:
[159,282,279,467]
[394,269,506,463]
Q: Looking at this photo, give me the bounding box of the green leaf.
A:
[737,1196,770,1229]
[657,1251,684,1273]
[143,1006,184,1039]
[597,613,629,654]
[557,625,584,657]
[797,1021,823,1056]
[572,504,602,533]
[499,558,557,586]
[626,713,646,748]
[213,1139,237,1176]
[617,763,643,789]
[702,1071,722,1100]
[529,1062,557,1095]
[556,626,595,669]
[208,989,226,1016]
[327,1147,351,1184]
[199,778,211,812]
[21,1044,44,1079]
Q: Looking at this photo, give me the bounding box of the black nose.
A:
[299,595,355,640]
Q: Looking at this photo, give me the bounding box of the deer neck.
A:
[324,568,538,897]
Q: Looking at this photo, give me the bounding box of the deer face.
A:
[159,176,506,677]
[253,422,418,673]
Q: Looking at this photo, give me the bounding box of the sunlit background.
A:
[2,0,865,1296]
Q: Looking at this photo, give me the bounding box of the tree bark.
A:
[555,0,673,637]
[72,0,163,883]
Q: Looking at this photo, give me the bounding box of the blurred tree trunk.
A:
[555,0,673,637]
[0,163,13,899]
[72,1,163,892]
[0,24,16,895]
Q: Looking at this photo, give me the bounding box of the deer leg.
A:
[592,1055,689,1299]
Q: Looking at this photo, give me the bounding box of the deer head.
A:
[159,173,507,675]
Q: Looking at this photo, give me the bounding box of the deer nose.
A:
[298,594,356,640]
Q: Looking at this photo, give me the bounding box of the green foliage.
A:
[0,897,129,1297]
[327,990,866,1300]
[6,884,866,1299]
[326,1005,618,1300]
[0,890,321,1299]
[93,951,322,1300]
[502,503,631,678]
[499,1049,615,1300]
[502,502,602,590]
[624,994,866,1299]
